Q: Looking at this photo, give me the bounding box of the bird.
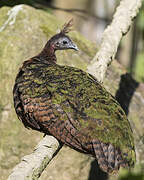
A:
[13,19,135,174]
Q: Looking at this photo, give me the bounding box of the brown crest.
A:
[60,19,73,34]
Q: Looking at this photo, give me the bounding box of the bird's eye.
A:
[56,42,59,46]
[63,40,68,44]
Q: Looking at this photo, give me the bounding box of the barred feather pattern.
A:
[13,57,135,173]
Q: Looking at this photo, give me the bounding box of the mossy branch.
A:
[87,0,143,82]
[8,0,143,179]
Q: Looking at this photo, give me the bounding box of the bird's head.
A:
[48,33,78,51]
[44,19,78,53]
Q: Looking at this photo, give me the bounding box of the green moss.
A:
[119,164,144,180]
[70,31,97,58]
[40,25,55,39]
[0,7,10,27]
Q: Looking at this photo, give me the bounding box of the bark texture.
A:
[8,136,61,180]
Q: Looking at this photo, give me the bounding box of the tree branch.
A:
[8,136,61,180]
[87,0,143,82]
[8,0,143,179]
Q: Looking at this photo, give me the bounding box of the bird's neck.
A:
[38,43,57,63]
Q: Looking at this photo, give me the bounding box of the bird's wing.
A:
[51,81,136,171]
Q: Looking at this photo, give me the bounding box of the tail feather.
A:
[92,139,128,173]
[92,140,109,172]
[101,142,108,161]
[107,144,115,169]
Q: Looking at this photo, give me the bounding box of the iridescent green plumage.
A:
[14,59,135,172]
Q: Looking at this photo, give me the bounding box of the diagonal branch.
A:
[8,0,143,179]
[8,136,62,180]
[87,0,142,82]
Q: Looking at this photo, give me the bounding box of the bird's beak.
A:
[70,42,79,51]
